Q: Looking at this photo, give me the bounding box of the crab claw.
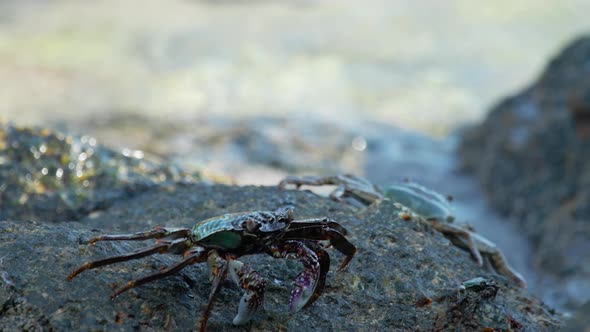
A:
[270,241,328,313]
[290,268,318,312]
[290,242,332,312]
[233,289,263,325]
[283,219,356,272]
[228,260,267,325]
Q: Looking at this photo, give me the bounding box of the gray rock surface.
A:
[458,36,590,310]
[1,184,561,331]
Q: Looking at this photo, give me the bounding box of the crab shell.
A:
[383,182,455,223]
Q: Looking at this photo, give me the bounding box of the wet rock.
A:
[58,112,462,189]
[55,114,367,184]
[458,36,590,310]
[0,123,204,222]
[0,185,561,331]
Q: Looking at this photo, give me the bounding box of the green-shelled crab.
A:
[279,174,526,288]
[459,276,499,298]
[67,207,356,331]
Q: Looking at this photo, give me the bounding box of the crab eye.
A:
[246,219,260,233]
[275,206,294,222]
[285,207,294,221]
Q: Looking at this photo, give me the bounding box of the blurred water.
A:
[1,0,590,136]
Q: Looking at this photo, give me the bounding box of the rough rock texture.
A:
[0,184,561,331]
[0,123,204,222]
[458,36,590,309]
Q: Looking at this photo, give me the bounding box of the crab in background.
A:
[67,207,356,331]
[279,174,526,287]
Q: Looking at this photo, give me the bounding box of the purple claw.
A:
[289,269,318,312]
[270,241,323,313]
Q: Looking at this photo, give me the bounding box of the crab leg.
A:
[67,238,192,280]
[269,241,324,312]
[282,225,356,271]
[278,175,338,190]
[227,259,267,325]
[111,249,207,299]
[430,221,484,266]
[278,174,383,205]
[88,227,191,245]
[200,250,229,332]
[289,218,349,235]
[487,252,527,288]
[278,176,350,203]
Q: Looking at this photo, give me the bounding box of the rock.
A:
[57,114,368,185]
[458,36,590,310]
[0,184,561,331]
[0,123,204,222]
[563,300,590,332]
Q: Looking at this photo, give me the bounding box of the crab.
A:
[278,174,526,288]
[459,276,499,298]
[67,207,356,331]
